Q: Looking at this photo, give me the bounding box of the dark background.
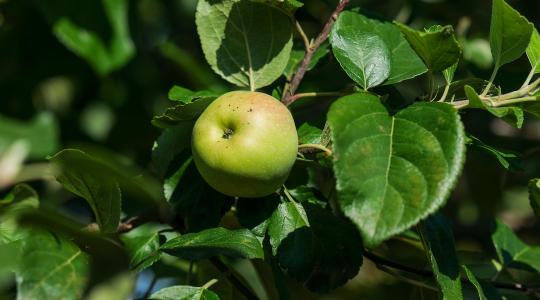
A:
[1,0,539,299]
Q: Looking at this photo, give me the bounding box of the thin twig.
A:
[438,83,451,102]
[364,251,540,294]
[287,91,352,103]
[295,20,311,51]
[481,66,499,97]
[521,68,537,88]
[282,0,350,106]
[201,278,219,290]
[209,257,259,300]
[117,211,160,233]
[448,78,540,110]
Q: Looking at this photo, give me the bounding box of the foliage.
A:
[1,0,540,299]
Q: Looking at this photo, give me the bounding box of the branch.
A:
[282,0,350,106]
[364,251,540,294]
[450,77,540,110]
[287,91,352,103]
[117,211,162,233]
[209,257,259,300]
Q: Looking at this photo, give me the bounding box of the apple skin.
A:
[191,91,298,198]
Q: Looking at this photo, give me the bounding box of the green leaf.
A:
[526,29,540,73]
[529,179,540,221]
[0,113,59,159]
[86,273,135,300]
[283,44,329,79]
[17,209,130,289]
[330,12,426,86]
[50,150,121,233]
[152,123,193,178]
[196,0,293,89]
[53,0,135,76]
[149,285,219,300]
[51,148,165,205]
[267,203,363,293]
[168,86,219,104]
[152,97,215,129]
[168,160,226,232]
[288,186,327,208]
[489,0,534,68]
[0,240,23,278]
[462,265,502,300]
[466,135,522,171]
[397,23,462,72]
[464,85,524,128]
[419,214,462,300]
[0,184,39,244]
[328,93,465,246]
[236,195,280,238]
[161,227,264,260]
[523,101,540,118]
[0,185,39,277]
[249,0,303,16]
[443,62,458,84]
[16,231,89,300]
[267,202,309,255]
[121,224,162,272]
[297,123,322,145]
[491,219,540,274]
[331,13,391,89]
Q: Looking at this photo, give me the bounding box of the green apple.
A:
[191,91,298,198]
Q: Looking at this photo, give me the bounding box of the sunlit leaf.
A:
[148,285,219,300]
[328,93,465,246]
[196,0,293,89]
[526,29,540,73]
[16,231,89,300]
[161,227,264,260]
[489,0,533,68]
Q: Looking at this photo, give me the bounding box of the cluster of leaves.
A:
[2,0,540,299]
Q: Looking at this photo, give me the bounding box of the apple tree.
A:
[1,0,540,299]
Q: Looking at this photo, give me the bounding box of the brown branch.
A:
[282,0,350,106]
[364,251,540,294]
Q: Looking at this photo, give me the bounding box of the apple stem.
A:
[298,143,333,157]
[201,278,219,290]
[282,0,350,106]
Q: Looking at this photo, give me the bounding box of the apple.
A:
[191,91,298,198]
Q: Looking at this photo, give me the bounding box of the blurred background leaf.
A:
[1,0,540,299]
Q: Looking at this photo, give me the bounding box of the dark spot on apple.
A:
[248,108,253,112]
[222,128,234,139]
